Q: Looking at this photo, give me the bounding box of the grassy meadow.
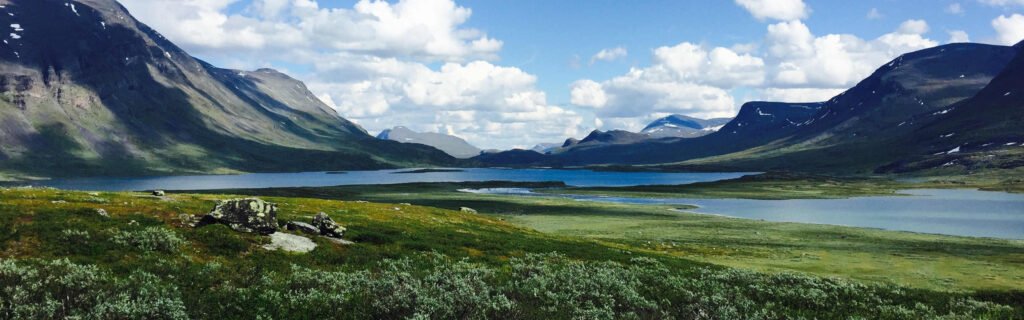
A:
[0,174,1022,318]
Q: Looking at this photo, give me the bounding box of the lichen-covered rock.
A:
[197,198,278,234]
[284,221,319,235]
[152,190,165,196]
[312,212,345,238]
[95,208,109,217]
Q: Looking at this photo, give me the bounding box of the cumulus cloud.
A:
[734,0,809,21]
[979,0,1024,6]
[590,47,628,64]
[948,30,971,43]
[992,14,1024,45]
[571,19,942,128]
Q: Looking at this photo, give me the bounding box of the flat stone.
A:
[262,232,316,253]
[285,221,319,235]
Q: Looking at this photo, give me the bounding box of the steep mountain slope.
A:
[641,114,731,138]
[875,41,1024,173]
[377,126,481,158]
[0,0,455,177]
[689,43,1020,172]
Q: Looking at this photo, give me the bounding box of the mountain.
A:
[531,143,561,154]
[688,43,1020,172]
[474,43,1020,171]
[377,126,481,158]
[641,115,731,138]
[0,0,457,177]
[875,40,1024,173]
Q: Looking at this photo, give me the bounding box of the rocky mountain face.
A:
[641,115,731,138]
[376,126,481,159]
[0,0,456,177]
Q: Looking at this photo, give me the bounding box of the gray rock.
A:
[460,207,478,214]
[312,212,346,238]
[262,232,316,253]
[197,198,278,234]
[152,190,165,196]
[285,221,319,235]
[95,208,109,217]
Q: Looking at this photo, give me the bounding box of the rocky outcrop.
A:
[284,221,319,235]
[197,198,278,235]
[312,212,346,238]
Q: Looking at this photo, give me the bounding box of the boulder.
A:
[284,221,319,235]
[262,232,316,253]
[152,190,165,196]
[312,212,346,238]
[95,208,109,217]
[460,207,478,214]
[197,198,278,234]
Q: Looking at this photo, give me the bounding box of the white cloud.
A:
[867,8,883,20]
[734,0,809,21]
[590,47,628,64]
[569,43,762,120]
[946,3,964,14]
[992,14,1024,45]
[120,0,502,62]
[948,30,971,43]
[570,80,608,107]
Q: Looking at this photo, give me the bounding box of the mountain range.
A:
[641,114,731,138]
[0,0,457,177]
[376,126,481,158]
[476,42,1024,173]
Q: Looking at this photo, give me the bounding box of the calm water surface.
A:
[464,188,1024,239]
[15,168,753,191]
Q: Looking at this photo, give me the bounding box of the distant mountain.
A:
[377,126,481,158]
[0,0,457,177]
[475,42,1020,172]
[531,143,562,154]
[641,115,731,138]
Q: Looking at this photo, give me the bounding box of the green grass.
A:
[200,179,1024,292]
[1,182,1022,318]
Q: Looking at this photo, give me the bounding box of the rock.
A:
[95,208,109,217]
[399,203,412,206]
[87,192,100,196]
[262,232,316,253]
[284,221,319,235]
[460,207,478,214]
[152,190,165,196]
[127,220,139,226]
[197,198,278,234]
[312,212,346,238]
[50,200,66,204]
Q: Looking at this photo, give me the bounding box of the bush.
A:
[111,227,185,253]
[0,259,188,319]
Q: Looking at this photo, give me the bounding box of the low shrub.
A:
[111,227,185,253]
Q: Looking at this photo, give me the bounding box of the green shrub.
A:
[0,259,187,319]
[111,227,185,253]
[189,224,252,255]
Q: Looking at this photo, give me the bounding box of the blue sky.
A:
[120,0,1024,149]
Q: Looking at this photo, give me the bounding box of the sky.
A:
[117,0,1024,150]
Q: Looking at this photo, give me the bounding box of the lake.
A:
[463,188,1024,239]
[13,168,754,191]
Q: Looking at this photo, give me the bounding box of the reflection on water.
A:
[462,188,1024,240]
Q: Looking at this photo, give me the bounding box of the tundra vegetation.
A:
[1,181,1020,319]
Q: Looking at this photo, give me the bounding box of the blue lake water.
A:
[13,168,753,191]
[462,188,1024,239]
